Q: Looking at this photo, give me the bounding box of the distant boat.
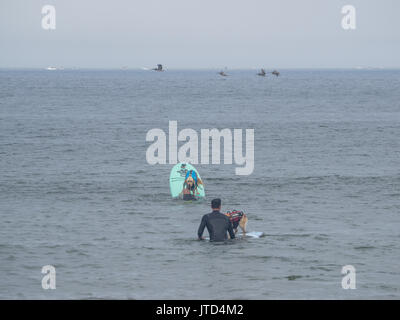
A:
[218,70,228,77]
[152,64,164,72]
[46,66,57,71]
[257,68,266,76]
[271,70,280,77]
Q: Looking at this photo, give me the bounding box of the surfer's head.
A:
[211,198,221,210]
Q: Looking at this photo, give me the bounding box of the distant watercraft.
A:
[153,64,164,72]
[45,66,57,71]
[257,68,266,76]
[218,70,228,77]
[271,70,280,77]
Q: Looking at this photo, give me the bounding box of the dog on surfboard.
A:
[225,210,248,236]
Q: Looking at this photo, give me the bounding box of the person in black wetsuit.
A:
[198,198,235,241]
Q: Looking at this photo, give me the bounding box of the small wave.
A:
[65,248,90,256]
[268,233,312,238]
[310,265,334,272]
[120,210,144,215]
[354,246,375,250]
[286,275,303,281]
[244,254,271,261]
[314,234,330,241]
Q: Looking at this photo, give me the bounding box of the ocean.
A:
[0,69,399,299]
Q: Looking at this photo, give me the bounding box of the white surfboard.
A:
[243,231,264,238]
[203,231,264,241]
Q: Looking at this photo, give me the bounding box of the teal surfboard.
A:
[169,163,205,199]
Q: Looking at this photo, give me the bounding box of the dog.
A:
[225,210,248,236]
[180,170,203,200]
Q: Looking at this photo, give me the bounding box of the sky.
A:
[0,0,399,69]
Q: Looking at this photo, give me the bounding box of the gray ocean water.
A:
[0,69,399,299]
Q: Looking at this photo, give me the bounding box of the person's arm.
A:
[197,215,207,240]
[227,219,235,239]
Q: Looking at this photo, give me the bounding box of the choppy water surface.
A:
[0,69,399,299]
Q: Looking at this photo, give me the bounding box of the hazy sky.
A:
[1,0,399,68]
